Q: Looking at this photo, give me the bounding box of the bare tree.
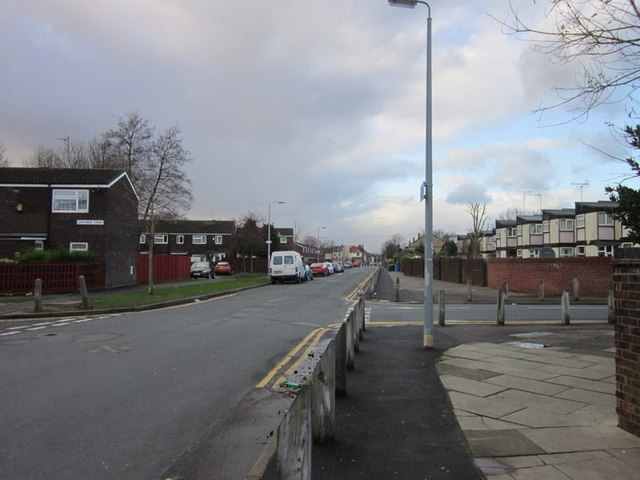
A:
[0,141,9,167]
[23,145,63,167]
[467,202,489,258]
[104,112,153,183]
[140,125,193,293]
[500,0,640,116]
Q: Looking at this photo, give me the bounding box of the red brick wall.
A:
[614,261,640,437]
[487,257,613,297]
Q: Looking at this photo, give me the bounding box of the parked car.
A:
[324,262,335,274]
[214,261,233,275]
[304,264,314,281]
[310,262,329,276]
[343,262,353,268]
[269,251,306,284]
[190,261,214,279]
[333,261,344,273]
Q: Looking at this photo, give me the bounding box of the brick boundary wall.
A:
[614,260,640,437]
[487,257,613,297]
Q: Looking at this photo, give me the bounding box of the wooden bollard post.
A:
[608,289,615,324]
[439,290,446,326]
[538,279,545,302]
[561,291,570,325]
[79,275,89,310]
[466,280,472,303]
[572,278,580,302]
[34,278,43,312]
[497,289,505,325]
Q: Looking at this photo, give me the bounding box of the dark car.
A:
[190,261,214,279]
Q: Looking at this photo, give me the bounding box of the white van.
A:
[269,251,306,284]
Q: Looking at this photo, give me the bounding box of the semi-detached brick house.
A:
[0,167,139,287]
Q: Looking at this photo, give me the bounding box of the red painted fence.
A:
[136,254,190,283]
[0,263,105,294]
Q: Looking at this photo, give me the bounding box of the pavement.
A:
[291,270,640,480]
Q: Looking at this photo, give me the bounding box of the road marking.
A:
[256,328,326,388]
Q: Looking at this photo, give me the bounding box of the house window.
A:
[516,225,522,236]
[139,234,146,244]
[598,245,614,257]
[598,212,614,226]
[516,249,523,258]
[529,249,540,258]
[215,235,223,245]
[280,236,287,244]
[176,234,184,244]
[193,234,206,244]
[543,220,550,232]
[52,189,89,213]
[508,228,517,237]
[69,242,88,252]
[531,224,543,234]
[559,247,574,257]
[34,240,44,251]
[559,219,574,231]
[576,214,585,228]
[576,246,586,256]
[154,234,168,244]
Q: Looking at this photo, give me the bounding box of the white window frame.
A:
[559,219,574,231]
[69,242,88,252]
[192,234,206,244]
[543,220,550,232]
[531,224,543,234]
[35,240,44,251]
[598,212,614,226]
[508,228,517,237]
[52,189,89,213]
[576,246,586,256]
[279,236,287,244]
[139,234,146,244]
[154,234,168,244]
[529,249,540,258]
[576,214,585,228]
[215,235,223,245]
[598,245,614,257]
[176,234,184,245]
[559,247,574,257]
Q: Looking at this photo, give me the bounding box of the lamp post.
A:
[317,226,326,261]
[267,201,285,271]
[388,0,434,349]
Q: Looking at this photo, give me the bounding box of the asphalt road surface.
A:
[0,268,372,480]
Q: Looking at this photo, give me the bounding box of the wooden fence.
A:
[0,263,105,294]
[136,254,191,283]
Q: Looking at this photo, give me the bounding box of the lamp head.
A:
[388,0,418,8]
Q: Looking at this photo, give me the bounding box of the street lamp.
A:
[388,0,434,349]
[267,201,285,271]
[317,226,326,261]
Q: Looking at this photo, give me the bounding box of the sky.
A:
[1,0,636,253]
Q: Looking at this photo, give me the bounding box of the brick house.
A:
[139,219,236,262]
[0,167,139,287]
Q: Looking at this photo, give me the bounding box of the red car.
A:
[214,261,234,275]
[310,263,329,276]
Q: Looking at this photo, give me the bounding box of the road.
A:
[0,268,610,480]
[0,268,371,480]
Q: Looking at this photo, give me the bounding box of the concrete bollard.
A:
[79,275,89,310]
[34,278,43,312]
[572,278,580,302]
[502,280,509,300]
[439,290,446,326]
[608,289,615,324]
[497,289,505,325]
[538,279,545,302]
[395,278,400,302]
[561,291,570,325]
[277,386,311,480]
[466,280,472,303]
[335,323,347,396]
[309,340,335,443]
